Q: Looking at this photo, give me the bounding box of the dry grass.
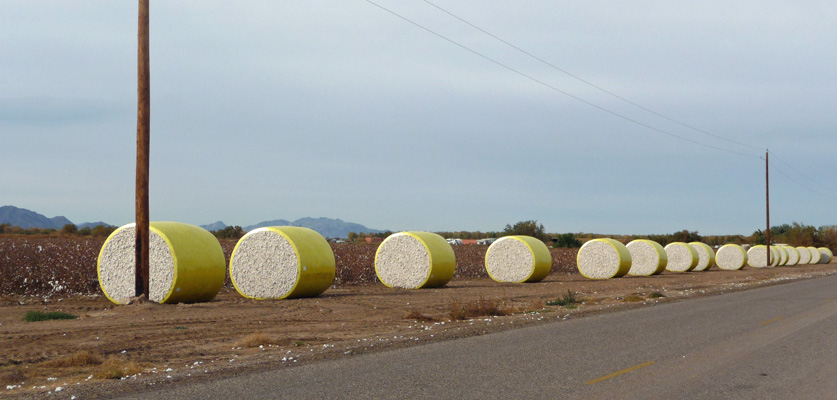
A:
[0,367,27,385]
[403,310,437,322]
[40,350,103,368]
[235,332,280,348]
[623,295,644,302]
[449,296,513,320]
[93,357,147,380]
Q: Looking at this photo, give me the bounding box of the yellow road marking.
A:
[585,361,655,385]
[760,316,784,325]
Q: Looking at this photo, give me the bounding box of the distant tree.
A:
[670,229,702,243]
[78,227,93,236]
[92,225,116,237]
[213,226,245,239]
[751,229,767,245]
[503,220,548,242]
[61,224,78,235]
[552,233,582,248]
[347,232,358,241]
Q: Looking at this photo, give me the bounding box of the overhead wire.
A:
[421,0,763,152]
[364,0,762,159]
[768,150,836,196]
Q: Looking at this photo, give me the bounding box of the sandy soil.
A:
[2,262,836,399]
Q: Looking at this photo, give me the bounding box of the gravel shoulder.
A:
[2,261,836,399]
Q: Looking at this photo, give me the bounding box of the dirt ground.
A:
[2,261,836,399]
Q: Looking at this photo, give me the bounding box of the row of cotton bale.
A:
[97,223,559,304]
[576,238,833,279]
[97,223,338,304]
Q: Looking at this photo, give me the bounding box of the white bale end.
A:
[689,242,716,271]
[807,246,821,264]
[797,246,812,264]
[375,231,455,289]
[818,247,833,264]
[783,246,799,266]
[485,236,551,283]
[716,244,747,270]
[664,242,699,272]
[577,238,631,279]
[229,227,335,300]
[626,239,667,276]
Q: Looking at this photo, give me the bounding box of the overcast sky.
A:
[2,1,836,235]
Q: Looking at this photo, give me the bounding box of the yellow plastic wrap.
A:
[485,235,552,283]
[375,231,456,289]
[230,226,335,300]
[98,221,226,305]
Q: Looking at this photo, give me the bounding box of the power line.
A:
[768,150,836,195]
[364,0,762,159]
[421,0,764,152]
[769,161,837,200]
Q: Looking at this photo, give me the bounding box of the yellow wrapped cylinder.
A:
[689,242,716,271]
[375,231,455,289]
[485,236,552,283]
[716,244,747,270]
[626,239,667,276]
[229,227,335,300]
[97,222,226,304]
[783,245,799,266]
[577,238,632,279]
[665,242,699,272]
[818,247,833,264]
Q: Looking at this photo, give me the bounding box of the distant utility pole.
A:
[766,150,770,266]
[135,0,150,298]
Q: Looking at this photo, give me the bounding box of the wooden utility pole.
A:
[136,0,150,297]
[766,150,770,266]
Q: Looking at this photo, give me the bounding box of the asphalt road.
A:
[116,274,837,399]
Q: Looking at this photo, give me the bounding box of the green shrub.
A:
[24,310,78,322]
[546,290,581,307]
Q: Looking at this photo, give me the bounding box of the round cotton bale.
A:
[576,238,631,279]
[689,242,716,271]
[747,245,778,268]
[626,239,667,276]
[807,246,821,264]
[229,226,335,300]
[783,246,799,266]
[375,231,455,289]
[664,242,699,272]
[818,247,833,264]
[484,236,551,283]
[797,246,812,264]
[715,244,747,270]
[97,222,225,305]
[774,246,788,266]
